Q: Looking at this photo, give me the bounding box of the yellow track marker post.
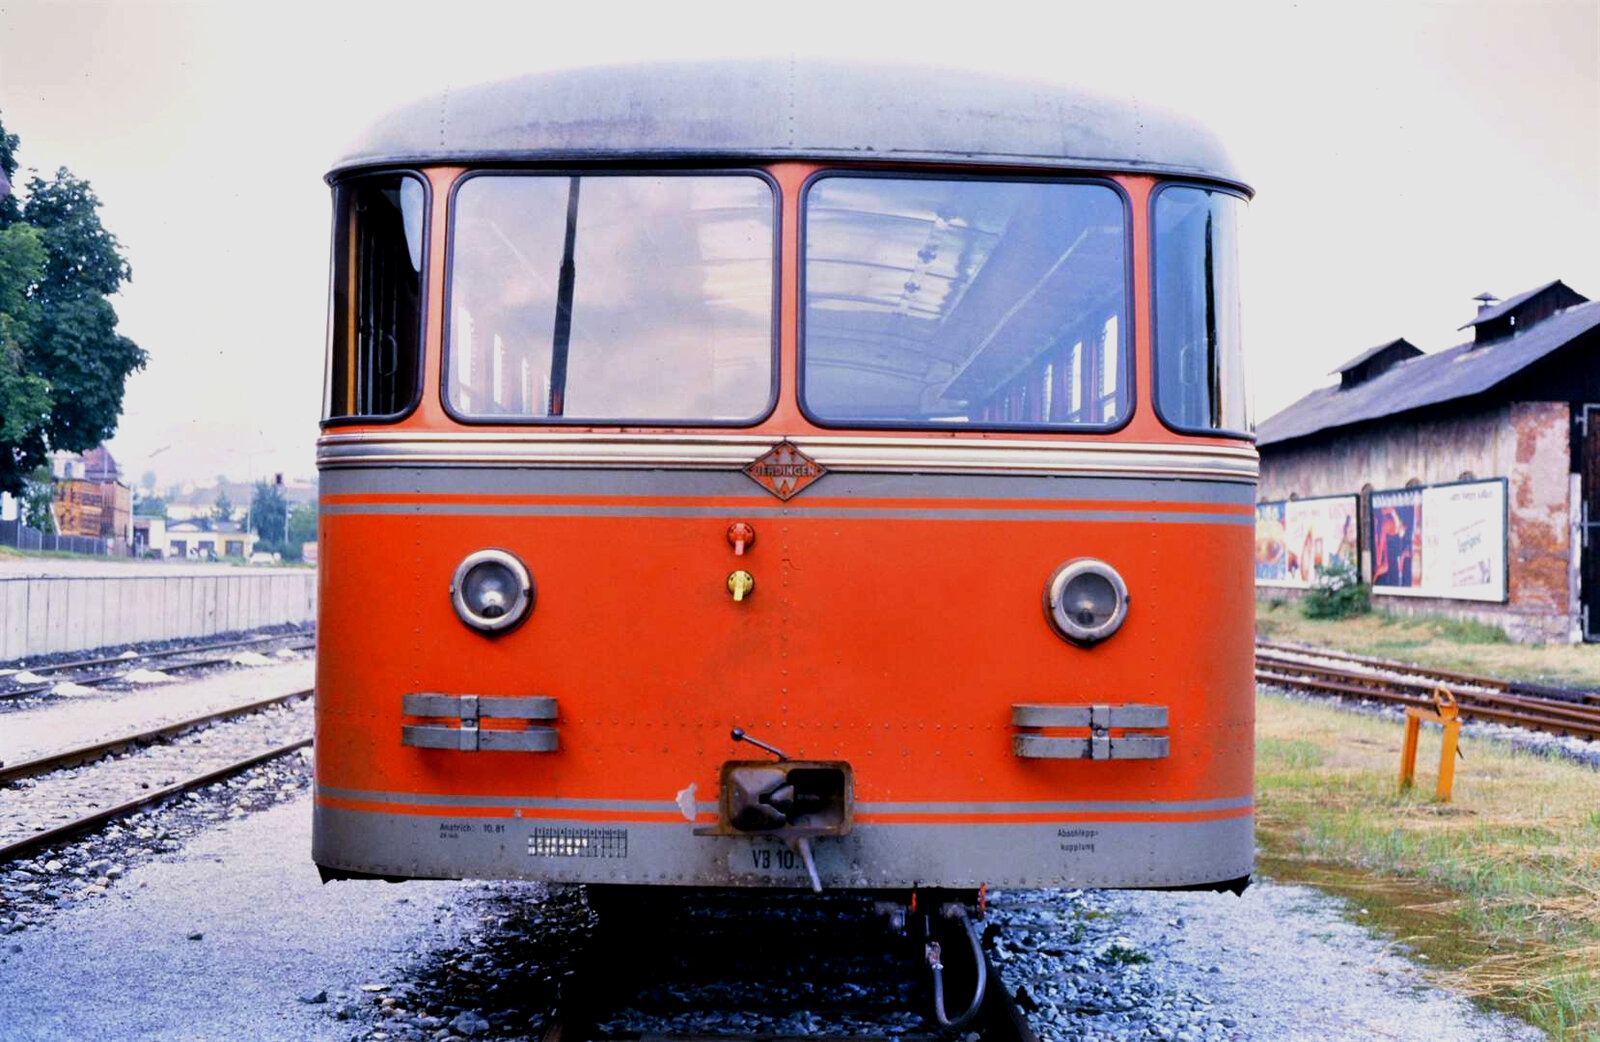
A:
[1399,686,1462,802]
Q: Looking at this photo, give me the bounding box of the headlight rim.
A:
[1043,557,1129,646]
[450,547,535,635]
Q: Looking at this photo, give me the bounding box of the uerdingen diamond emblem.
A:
[744,441,826,500]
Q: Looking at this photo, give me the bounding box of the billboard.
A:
[1256,495,1359,588]
[1371,478,1507,602]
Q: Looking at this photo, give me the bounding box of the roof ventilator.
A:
[400,693,558,752]
[1010,703,1169,759]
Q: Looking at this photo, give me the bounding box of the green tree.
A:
[19,464,53,532]
[0,223,51,445]
[250,481,288,546]
[284,501,317,559]
[213,489,234,524]
[133,495,166,519]
[0,113,145,496]
[0,117,20,228]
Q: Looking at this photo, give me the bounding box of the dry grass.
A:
[1256,692,1600,1038]
[1256,599,1600,687]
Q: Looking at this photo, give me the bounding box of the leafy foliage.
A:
[19,464,53,532]
[133,495,166,519]
[213,489,234,524]
[249,481,287,546]
[0,113,145,495]
[284,501,317,558]
[1301,559,1370,620]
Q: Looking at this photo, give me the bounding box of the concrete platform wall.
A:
[0,571,316,659]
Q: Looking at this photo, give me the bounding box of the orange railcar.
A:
[313,63,1256,900]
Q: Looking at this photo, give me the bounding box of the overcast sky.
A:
[0,0,1595,488]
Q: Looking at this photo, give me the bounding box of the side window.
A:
[325,174,427,421]
[1153,185,1247,433]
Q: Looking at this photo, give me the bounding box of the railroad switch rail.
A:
[0,688,315,863]
[0,634,317,702]
[0,688,313,783]
[0,737,311,864]
[1256,642,1600,743]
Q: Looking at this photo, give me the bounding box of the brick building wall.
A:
[1258,400,1577,643]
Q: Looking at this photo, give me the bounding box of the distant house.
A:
[166,477,317,523]
[132,517,168,557]
[50,446,133,547]
[166,519,258,560]
[1255,279,1600,643]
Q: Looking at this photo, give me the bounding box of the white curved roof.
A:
[331,61,1248,191]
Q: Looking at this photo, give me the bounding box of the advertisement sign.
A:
[1254,502,1287,582]
[1371,479,1506,602]
[1255,495,1359,588]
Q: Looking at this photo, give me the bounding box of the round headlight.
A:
[1043,558,1129,645]
[450,549,534,634]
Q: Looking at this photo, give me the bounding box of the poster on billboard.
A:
[1370,478,1506,602]
[1255,495,1359,588]
[1255,502,1287,582]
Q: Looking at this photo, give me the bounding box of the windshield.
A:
[446,173,776,424]
[801,176,1129,429]
[1153,185,1247,433]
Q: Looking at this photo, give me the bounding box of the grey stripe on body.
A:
[320,466,1255,505]
[321,502,1252,524]
[313,804,1254,889]
[314,784,1251,816]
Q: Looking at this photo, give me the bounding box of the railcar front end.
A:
[312,65,1257,898]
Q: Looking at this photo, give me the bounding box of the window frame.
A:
[439,166,783,429]
[1148,180,1254,441]
[797,168,1136,435]
[321,168,432,429]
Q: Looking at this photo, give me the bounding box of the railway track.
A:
[543,891,1037,1042]
[0,630,316,703]
[0,688,314,863]
[1255,641,1600,742]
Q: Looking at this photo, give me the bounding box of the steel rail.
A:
[1255,640,1600,706]
[1248,669,1600,742]
[540,929,1036,1042]
[0,641,317,702]
[0,687,314,784]
[0,736,311,864]
[2,631,317,679]
[1253,654,1600,729]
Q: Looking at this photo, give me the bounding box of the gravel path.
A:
[0,794,479,1042]
[990,884,1542,1041]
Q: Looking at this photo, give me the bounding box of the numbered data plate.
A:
[728,839,814,878]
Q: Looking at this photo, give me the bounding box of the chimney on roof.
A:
[1462,280,1589,345]
[1473,292,1499,314]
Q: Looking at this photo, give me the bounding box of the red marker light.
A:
[727,522,755,556]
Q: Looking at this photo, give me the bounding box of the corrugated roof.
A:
[331,61,1249,192]
[1330,338,1419,375]
[1458,279,1563,329]
[1257,300,1600,447]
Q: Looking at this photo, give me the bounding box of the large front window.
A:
[802,176,1129,429]
[446,173,776,424]
[1153,186,1247,433]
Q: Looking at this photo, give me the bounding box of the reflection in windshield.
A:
[448,175,774,422]
[803,177,1128,428]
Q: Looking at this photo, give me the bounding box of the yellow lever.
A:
[727,570,755,602]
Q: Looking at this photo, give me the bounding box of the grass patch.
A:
[1256,692,1600,1037]
[1256,600,1600,687]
